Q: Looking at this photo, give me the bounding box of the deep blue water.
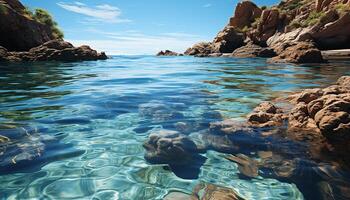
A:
[0,56,350,199]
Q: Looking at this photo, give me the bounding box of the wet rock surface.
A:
[232,44,276,58]
[164,183,244,200]
[0,40,108,62]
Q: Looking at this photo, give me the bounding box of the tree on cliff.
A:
[32,8,64,39]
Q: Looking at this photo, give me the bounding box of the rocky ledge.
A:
[163,0,350,63]
[0,40,108,62]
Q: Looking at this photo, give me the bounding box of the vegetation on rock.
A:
[27,8,64,39]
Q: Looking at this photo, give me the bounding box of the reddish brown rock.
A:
[184,42,214,56]
[231,44,276,58]
[247,102,286,127]
[212,26,244,53]
[288,102,319,132]
[268,42,325,63]
[229,1,262,29]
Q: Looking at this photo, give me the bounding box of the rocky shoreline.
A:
[0,0,107,62]
[143,76,350,199]
[158,0,350,63]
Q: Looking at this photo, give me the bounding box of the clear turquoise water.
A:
[0,56,350,199]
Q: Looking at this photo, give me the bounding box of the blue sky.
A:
[23,0,279,54]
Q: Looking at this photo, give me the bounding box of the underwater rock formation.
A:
[143,130,198,166]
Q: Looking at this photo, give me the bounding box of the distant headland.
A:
[158,0,350,64]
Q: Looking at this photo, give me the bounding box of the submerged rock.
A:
[192,183,245,200]
[0,40,108,62]
[164,183,245,200]
[143,130,198,166]
[225,154,259,178]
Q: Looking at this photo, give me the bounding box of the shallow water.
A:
[0,56,350,199]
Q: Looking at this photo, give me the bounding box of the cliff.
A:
[185,0,350,63]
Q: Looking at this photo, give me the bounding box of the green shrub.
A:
[303,11,326,26]
[285,1,303,10]
[251,17,261,28]
[261,6,267,10]
[33,8,64,39]
[0,3,8,14]
[23,6,34,18]
[335,3,350,15]
[289,20,302,28]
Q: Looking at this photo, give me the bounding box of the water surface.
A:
[1,56,350,199]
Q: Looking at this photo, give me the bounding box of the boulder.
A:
[337,76,350,87]
[143,130,198,166]
[232,44,276,58]
[247,102,286,127]
[184,42,214,56]
[266,28,313,55]
[313,94,350,140]
[268,42,325,63]
[0,0,56,51]
[212,26,244,53]
[288,102,319,132]
[156,50,182,56]
[229,1,262,29]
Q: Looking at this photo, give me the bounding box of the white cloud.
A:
[57,2,131,23]
[67,29,210,55]
[203,3,212,8]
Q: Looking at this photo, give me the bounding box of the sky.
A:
[22,0,280,55]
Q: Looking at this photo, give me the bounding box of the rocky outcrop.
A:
[310,12,350,49]
[0,0,57,51]
[0,40,107,62]
[248,76,350,142]
[156,50,182,56]
[232,44,276,58]
[184,42,214,56]
[249,9,286,45]
[268,42,325,63]
[182,0,350,62]
[229,1,262,29]
[212,26,245,53]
